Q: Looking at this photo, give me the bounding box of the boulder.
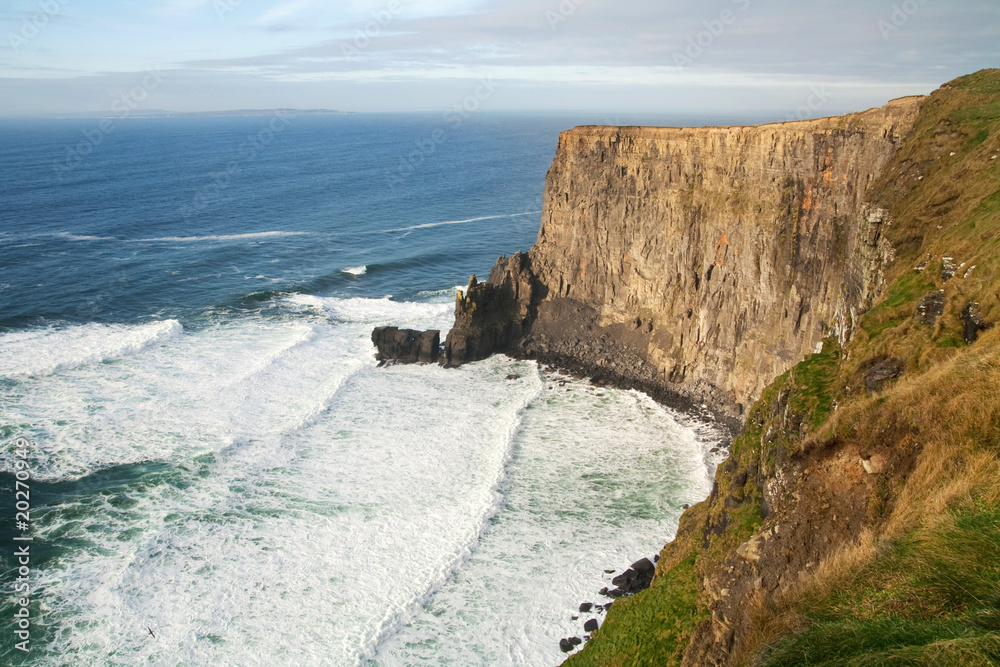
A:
[631,558,655,575]
[559,638,575,653]
[917,290,946,325]
[584,619,599,633]
[611,569,636,587]
[963,302,993,344]
[579,602,593,613]
[860,356,905,393]
[371,327,440,364]
[941,257,958,282]
[443,253,536,366]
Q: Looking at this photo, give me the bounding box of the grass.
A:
[564,69,1000,667]
[786,342,840,432]
[758,505,1000,667]
[866,271,936,318]
[564,553,708,667]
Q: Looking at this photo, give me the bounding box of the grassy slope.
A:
[566,69,1000,666]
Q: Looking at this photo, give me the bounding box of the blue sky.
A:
[1,0,997,115]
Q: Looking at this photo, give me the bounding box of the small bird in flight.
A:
[148,627,156,639]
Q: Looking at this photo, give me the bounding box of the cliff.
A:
[443,70,1000,665]
[450,98,922,428]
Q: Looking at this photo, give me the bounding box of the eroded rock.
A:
[963,302,993,344]
[917,290,946,325]
[860,356,905,393]
[371,327,440,364]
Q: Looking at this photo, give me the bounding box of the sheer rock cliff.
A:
[448,97,923,428]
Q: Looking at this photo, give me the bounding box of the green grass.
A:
[952,101,1000,126]
[760,505,1000,667]
[761,618,1000,666]
[952,69,1000,95]
[863,317,905,340]
[974,189,1000,221]
[786,342,840,431]
[936,334,964,349]
[565,553,708,667]
[872,271,937,314]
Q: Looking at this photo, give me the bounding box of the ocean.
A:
[0,112,728,665]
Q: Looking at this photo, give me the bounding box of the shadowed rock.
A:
[917,290,946,325]
[963,302,993,344]
[860,356,906,394]
[371,327,440,364]
[444,255,537,366]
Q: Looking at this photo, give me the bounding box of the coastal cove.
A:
[377,70,1000,665]
[4,69,1000,665]
[1,112,733,665]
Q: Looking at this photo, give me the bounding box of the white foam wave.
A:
[341,265,367,276]
[0,320,183,377]
[55,232,117,241]
[137,231,311,243]
[0,301,716,666]
[374,377,717,665]
[384,211,541,234]
[415,286,465,299]
[285,294,453,331]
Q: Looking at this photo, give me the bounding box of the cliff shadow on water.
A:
[371,70,1000,666]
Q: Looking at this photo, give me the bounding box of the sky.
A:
[0,0,997,116]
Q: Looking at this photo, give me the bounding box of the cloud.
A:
[167,0,993,95]
[2,0,998,115]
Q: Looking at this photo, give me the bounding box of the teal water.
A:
[0,113,729,665]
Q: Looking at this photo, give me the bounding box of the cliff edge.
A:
[442,70,1000,665]
[450,97,921,431]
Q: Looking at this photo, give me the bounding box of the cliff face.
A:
[512,98,921,417]
[428,72,1000,665]
[558,70,1000,667]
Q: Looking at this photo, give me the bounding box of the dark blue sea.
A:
[0,113,728,665]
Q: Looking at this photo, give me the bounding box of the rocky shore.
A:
[369,72,1000,664]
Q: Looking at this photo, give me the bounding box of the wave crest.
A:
[0,320,183,377]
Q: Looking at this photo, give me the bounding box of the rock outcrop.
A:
[443,256,535,365]
[445,97,922,425]
[371,327,440,364]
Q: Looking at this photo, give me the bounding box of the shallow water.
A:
[0,113,729,665]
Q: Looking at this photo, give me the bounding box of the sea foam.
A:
[1,296,718,667]
[0,319,183,378]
